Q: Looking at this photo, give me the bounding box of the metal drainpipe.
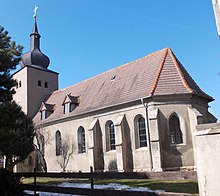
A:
[141,98,153,171]
[3,156,6,169]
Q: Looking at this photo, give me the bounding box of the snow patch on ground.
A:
[59,182,153,191]
[25,182,164,195]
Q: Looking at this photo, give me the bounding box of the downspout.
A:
[3,156,6,169]
[140,97,153,171]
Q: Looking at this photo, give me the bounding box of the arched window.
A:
[169,114,183,144]
[134,115,147,148]
[105,121,116,151]
[55,131,62,156]
[78,126,86,153]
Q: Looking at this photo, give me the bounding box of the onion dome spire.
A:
[20,5,50,69]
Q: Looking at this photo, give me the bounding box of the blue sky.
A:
[0,0,219,120]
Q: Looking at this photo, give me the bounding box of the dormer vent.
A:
[62,94,79,114]
[39,102,55,120]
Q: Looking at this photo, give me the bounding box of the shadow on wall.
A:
[108,159,118,171]
[122,116,133,172]
[159,112,183,169]
[94,120,104,172]
[167,147,183,169]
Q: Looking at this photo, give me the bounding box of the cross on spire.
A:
[33,5,38,18]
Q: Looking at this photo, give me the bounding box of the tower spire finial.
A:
[32,5,39,34]
[20,5,50,69]
[33,5,38,18]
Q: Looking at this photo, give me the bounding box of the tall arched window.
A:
[55,131,62,156]
[134,115,147,149]
[106,121,116,151]
[169,114,183,144]
[78,126,86,153]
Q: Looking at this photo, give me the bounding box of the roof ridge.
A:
[52,48,169,94]
[149,48,169,96]
[168,48,194,93]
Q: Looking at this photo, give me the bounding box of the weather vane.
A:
[33,5,38,18]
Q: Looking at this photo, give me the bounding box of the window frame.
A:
[55,130,62,156]
[78,126,86,153]
[105,121,116,152]
[38,80,42,87]
[168,113,183,145]
[41,110,46,120]
[64,102,71,114]
[134,115,148,149]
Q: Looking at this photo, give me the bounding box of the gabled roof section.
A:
[150,48,169,95]
[33,48,213,124]
[40,102,55,112]
[151,48,213,100]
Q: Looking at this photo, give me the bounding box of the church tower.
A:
[13,7,58,118]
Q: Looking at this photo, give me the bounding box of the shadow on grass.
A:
[23,178,199,194]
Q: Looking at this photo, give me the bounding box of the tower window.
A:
[38,80,41,87]
[19,81,22,87]
[45,82,48,88]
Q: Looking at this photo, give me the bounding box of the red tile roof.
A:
[33,48,213,124]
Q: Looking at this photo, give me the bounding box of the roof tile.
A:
[33,48,213,124]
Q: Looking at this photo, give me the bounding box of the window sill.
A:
[106,150,116,153]
[170,143,186,147]
[77,152,87,155]
[135,147,149,151]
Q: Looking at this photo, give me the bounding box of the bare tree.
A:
[35,125,52,172]
[57,134,75,172]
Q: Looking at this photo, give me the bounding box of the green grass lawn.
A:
[95,179,198,194]
[22,177,199,195]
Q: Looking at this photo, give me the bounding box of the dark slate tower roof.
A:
[20,14,50,69]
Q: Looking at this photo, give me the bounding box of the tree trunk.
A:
[36,151,47,172]
[5,155,13,172]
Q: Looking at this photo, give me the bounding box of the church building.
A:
[13,15,217,172]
